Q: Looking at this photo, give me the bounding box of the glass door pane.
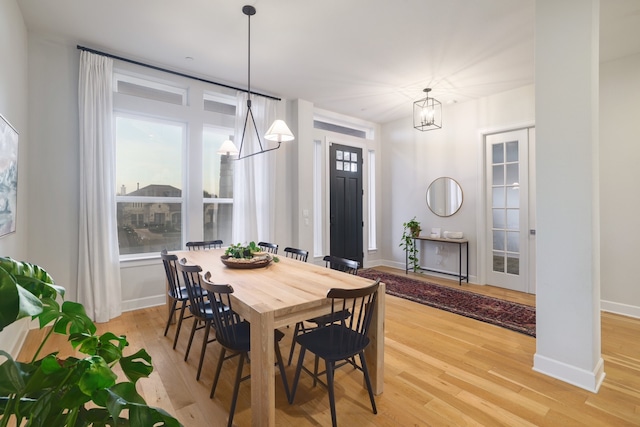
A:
[491,140,520,276]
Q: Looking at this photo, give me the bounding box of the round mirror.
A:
[426,177,463,217]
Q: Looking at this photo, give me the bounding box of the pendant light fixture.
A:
[413,88,442,131]
[231,4,294,160]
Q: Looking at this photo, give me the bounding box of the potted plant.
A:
[400,217,421,272]
[0,257,181,427]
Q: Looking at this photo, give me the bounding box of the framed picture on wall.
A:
[0,114,18,237]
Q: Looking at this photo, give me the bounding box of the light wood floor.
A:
[18,268,640,426]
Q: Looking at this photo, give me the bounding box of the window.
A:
[113,71,236,257]
[115,115,185,255]
[203,126,234,244]
[368,149,377,250]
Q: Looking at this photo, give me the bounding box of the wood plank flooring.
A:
[17,268,640,426]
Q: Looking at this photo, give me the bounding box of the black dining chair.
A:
[176,259,221,381]
[287,255,358,366]
[323,255,359,274]
[202,272,290,427]
[284,247,309,262]
[160,249,200,349]
[186,240,223,250]
[289,280,380,427]
[258,241,278,254]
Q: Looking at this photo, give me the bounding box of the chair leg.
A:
[312,355,320,387]
[325,359,337,427]
[163,298,178,337]
[196,321,211,381]
[210,347,226,398]
[227,352,246,427]
[172,302,187,349]
[289,346,306,404]
[358,352,378,414]
[287,322,301,366]
[184,318,198,361]
[274,339,291,402]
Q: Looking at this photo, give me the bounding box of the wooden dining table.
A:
[173,249,385,427]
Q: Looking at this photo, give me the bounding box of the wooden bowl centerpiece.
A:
[221,241,278,269]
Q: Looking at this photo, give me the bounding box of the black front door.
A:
[329,143,363,266]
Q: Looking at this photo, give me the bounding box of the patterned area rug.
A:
[359,269,536,337]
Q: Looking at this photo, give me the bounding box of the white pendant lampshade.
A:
[264,119,295,142]
[217,139,239,155]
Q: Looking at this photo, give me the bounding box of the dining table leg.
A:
[250,308,276,426]
[365,281,385,394]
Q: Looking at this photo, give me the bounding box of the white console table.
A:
[405,236,469,285]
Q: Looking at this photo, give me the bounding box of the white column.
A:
[533,0,604,392]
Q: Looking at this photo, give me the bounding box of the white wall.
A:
[380,85,535,281]
[0,0,30,356]
[600,52,640,318]
[26,34,80,301]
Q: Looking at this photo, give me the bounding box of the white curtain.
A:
[232,92,278,245]
[77,51,122,323]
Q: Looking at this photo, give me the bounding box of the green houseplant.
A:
[400,217,421,272]
[224,241,279,262]
[0,257,181,427]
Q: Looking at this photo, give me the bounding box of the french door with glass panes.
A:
[485,129,533,293]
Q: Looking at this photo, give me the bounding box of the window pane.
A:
[506,186,520,208]
[507,231,519,252]
[506,209,519,230]
[506,140,519,162]
[204,203,233,244]
[506,163,519,186]
[203,128,235,198]
[492,165,504,186]
[117,202,182,254]
[493,252,505,273]
[492,143,504,164]
[116,116,183,196]
[492,187,505,208]
[507,254,520,275]
[493,230,505,251]
[493,209,505,229]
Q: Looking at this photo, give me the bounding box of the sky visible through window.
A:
[116,116,229,197]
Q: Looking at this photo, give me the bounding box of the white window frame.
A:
[113,66,237,259]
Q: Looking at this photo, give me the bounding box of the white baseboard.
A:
[533,353,605,393]
[601,300,640,319]
[121,294,166,312]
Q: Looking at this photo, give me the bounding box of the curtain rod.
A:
[76,45,281,101]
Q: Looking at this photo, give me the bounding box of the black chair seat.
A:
[169,285,204,301]
[216,321,286,353]
[296,324,369,361]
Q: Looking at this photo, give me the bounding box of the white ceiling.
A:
[17,0,640,124]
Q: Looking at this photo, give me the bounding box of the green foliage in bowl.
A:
[224,241,260,259]
[224,242,279,263]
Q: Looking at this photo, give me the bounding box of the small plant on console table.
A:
[400,217,421,272]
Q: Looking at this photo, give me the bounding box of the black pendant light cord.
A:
[236,4,276,159]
